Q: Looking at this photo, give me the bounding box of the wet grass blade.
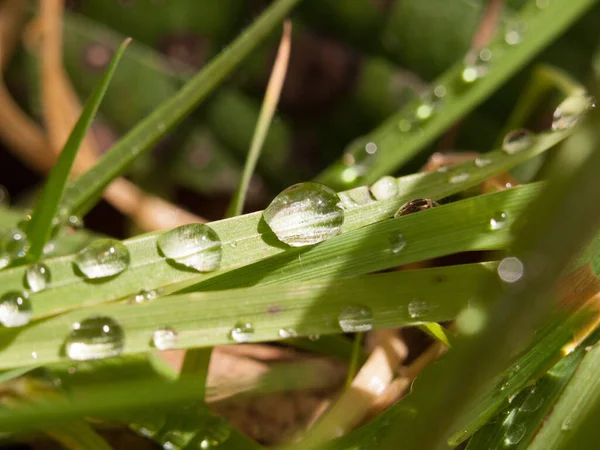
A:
[59,0,301,217]
[26,39,130,261]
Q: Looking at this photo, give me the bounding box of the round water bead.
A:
[394,198,439,218]
[0,291,32,327]
[75,239,130,279]
[502,129,533,155]
[151,327,178,350]
[552,95,595,131]
[157,224,222,272]
[198,416,231,449]
[1,227,30,260]
[489,212,508,231]
[229,321,254,343]
[370,176,399,201]
[65,316,125,361]
[25,263,51,292]
[388,233,406,254]
[461,48,492,83]
[338,305,373,332]
[263,182,344,247]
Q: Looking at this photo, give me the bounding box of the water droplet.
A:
[0,291,32,327]
[461,48,491,83]
[561,418,572,431]
[502,129,533,154]
[229,241,237,248]
[278,328,297,338]
[66,215,84,230]
[133,289,159,304]
[31,351,37,359]
[505,21,525,45]
[0,228,30,261]
[152,327,178,350]
[449,172,470,184]
[456,304,487,335]
[199,416,231,449]
[394,198,439,218]
[308,334,320,341]
[263,182,344,247]
[229,322,254,343]
[518,386,542,412]
[161,431,187,450]
[25,263,50,292]
[498,257,524,283]
[408,299,429,319]
[337,186,375,210]
[158,224,222,272]
[475,157,492,168]
[490,212,508,231]
[415,91,444,122]
[388,233,406,254]
[552,95,594,131]
[370,176,399,201]
[338,305,373,332]
[65,316,125,360]
[75,239,130,279]
[504,423,526,446]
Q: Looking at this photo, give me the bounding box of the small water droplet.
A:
[561,418,572,431]
[229,322,254,343]
[66,215,84,230]
[415,91,444,122]
[518,386,542,412]
[504,423,526,445]
[475,157,492,168]
[490,212,508,231]
[498,257,524,283]
[158,224,222,272]
[31,351,37,359]
[0,291,32,327]
[75,239,130,279]
[552,95,594,131]
[263,182,344,247]
[308,334,320,341]
[133,289,159,304]
[152,327,178,350]
[229,241,237,248]
[394,198,439,218]
[408,299,429,319]
[449,172,470,184]
[388,233,406,254]
[199,416,231,449]
[456,304,487,335]
[338,305,373,332]
[65,316,125,361]
[370,176,399,201]
[25,263,51,292]
[461,48,491,83]
[0,228,30,261]
[502,129,533,154]
[278,327,297,338]
[505,21,525,45]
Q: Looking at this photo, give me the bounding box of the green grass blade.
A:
[48,421,113,450]
[59,0,301,217]
[316,0,596,189]
[25,39,130,261]
[0,263,495,370]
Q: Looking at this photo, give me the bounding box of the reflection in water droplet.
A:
[388,233,406,254]
[498,257,524,283]
[370,176,399,201]
[278,328,297,339]
[408,299,429,319]
[230,322,254,343]
[25,263,51,292]
[552,95,594,131]
[152,327,178,350]
[158,224,222,272]
[394,198,438,218]
[490,212,508,231]
[461,49,491,83]
[449,172,470,184]
[502,129,533,155]
[263,182,344,247]
[474,157,492,168]
[338,305,373,332]
[75,239,130,279]
[0,291,32,327]
[456,304,487,335]
[65,316,125,360]
[504,423,526,446]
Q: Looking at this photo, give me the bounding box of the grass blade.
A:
[26,38,130,261]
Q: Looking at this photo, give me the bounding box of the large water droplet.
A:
[490,212,508,231]
[552,95,594,131]
[449,172,470,184]
[25,263,51,292]
[498,257,524,283]
[158,224,222,272]
[0,291,32,327]
[199,416,231,449]
[263,182,344,247]
[388,233,406,254]
[502,129,533,154]
[0,227,30,261]
[152,327,178,350]
[370,176,399,201]
[461,48,491,83]
[75,239,130,279]
[408,299,429,319]
[394,198,439,218]
[338,305,373,332]
[65,316,125,361]
[504,423,526,446]
[229,322,254,343]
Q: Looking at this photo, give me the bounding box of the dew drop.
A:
[133,289,159,304]
[229,322,254,343]
[263,182,344,247]
[518,386,543,412]
[338,305,373,332]
[461,48,491,83]
[25,263,51,292]
[65,316,125,361]
[0,227,30,261]
[152,327,178,350]
[561,418,572,431]
[408,299,429,319]
[199,416,231,449]
[394,198,439,218]
[552,95,595,131]
[490,212,508,231]
[474,157,492,168]
[449,172,470,184]
[505,21,526,46]
[502,129,533,154]
[370,176,399,201]
[158,224,222,272]
[0,291,32,327]
[498,257,524,283]
[415,91,444,122]
[278,327,297,339]
[75,239,130,279]
[308,334,320,341]
[388,233,406,254]
[504,423,526,446]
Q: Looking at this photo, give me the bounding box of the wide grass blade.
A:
[25,39,130,261]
